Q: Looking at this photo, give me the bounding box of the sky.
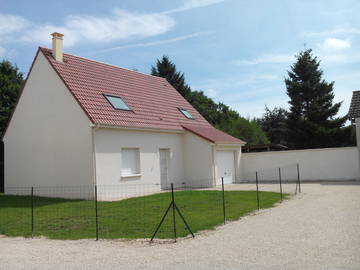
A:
[1,0,359,118]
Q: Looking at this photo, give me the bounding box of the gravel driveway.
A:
[1,182,359,270]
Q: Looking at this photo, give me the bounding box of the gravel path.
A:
[1,182,359,270]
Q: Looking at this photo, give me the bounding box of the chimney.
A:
[51,32,64,62]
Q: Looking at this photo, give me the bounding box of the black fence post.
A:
[221,177,226,225]
[278,168,283,202]
[94,185,99,241]
[297,163,301,193]
[31,186,34,238]
[171,183,177,242]
[255,172,260,210]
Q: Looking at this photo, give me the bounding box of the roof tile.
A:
[40,47,243,144]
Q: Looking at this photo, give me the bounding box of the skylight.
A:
[179,108,194,119]
[104,94,132,111]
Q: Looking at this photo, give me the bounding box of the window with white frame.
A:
[121,148,140,176]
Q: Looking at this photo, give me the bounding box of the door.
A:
[216,151,235,185]
[159,149,170,189]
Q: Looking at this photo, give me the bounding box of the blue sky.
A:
[1,0,359,118]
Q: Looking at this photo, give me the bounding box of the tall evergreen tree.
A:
[285,49,348,149]
[151,56,191,98]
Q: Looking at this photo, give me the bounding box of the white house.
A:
[3,33,245,195]
[349,90,360,174]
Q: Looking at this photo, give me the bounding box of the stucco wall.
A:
[94,128,184,188]
[241,147,359,182]
[183,131,214,187]
[355,118,360,173]
[3,51,94,190]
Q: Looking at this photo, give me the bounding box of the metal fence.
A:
[0,166,301,242]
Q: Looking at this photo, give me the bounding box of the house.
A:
[3,33,245,197]
[349,90,360,173]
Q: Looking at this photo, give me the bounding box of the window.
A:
[104,94,132,111]
[121,148,140,177]
[179,108,194,119]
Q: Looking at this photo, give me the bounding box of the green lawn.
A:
[0,190,285,240]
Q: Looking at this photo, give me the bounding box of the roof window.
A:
[179,108,194,119]
[104,94,132,111]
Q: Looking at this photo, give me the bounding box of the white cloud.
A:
[302,26,360,38]
[22,9,175,47]
[320,38,351,50]
[164,0,224,14]
[96,31,210,53]
[205,88,217,98]
[235,54,294,65]
[0,14,28,36]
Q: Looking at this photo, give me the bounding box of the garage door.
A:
[216,151,235,185]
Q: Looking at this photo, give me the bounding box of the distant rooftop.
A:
[349,90,360,120]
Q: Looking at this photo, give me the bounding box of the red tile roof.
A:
[40,47,244,144]
[182,125,245,144]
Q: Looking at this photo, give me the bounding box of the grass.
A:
[0,190,286,240]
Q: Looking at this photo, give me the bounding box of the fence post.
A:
[278,168,283,202]
[297,163,301,193]
[221,177,226,225]
[31,186,34,238]
[255,172,260,210]
[171,183,177,242]
[94,185,99,241]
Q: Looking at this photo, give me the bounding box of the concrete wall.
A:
[183,131,214,187]
[3,51,94,190]
[241,147,359,182]
[94,128,185,189]
[355,118,360,174]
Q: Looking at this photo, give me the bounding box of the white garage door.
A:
[216,151,235,185]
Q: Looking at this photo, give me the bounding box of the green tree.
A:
[151,56,191,98]
[151,55,269,144]
[257,106,288,145]
[0,60,24,137]
[285,49,349,149]
[0,60,24,192]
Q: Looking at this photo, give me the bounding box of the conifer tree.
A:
[151,56,191,98]
[285,49,348,149]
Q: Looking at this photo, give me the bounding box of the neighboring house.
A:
[349,90,360,173]
[3,33,245,193]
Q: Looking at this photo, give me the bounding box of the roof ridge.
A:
[39,47,167,81]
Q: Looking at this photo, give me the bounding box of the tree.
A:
[285,49,349,149]
[151,55,269,144]
[0,60,24,192]
[151,56,191,98]
[257,106,288,145]
[0,60,24,137]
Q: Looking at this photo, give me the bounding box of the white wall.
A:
[241,147,359,182]
[183,131,214,187]
[3,51,94,190]
[355,118,360,174]
[95,128,184,189]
